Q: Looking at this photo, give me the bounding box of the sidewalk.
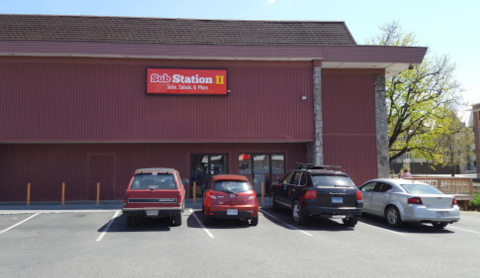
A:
[0,197,271,215]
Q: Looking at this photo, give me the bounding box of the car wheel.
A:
[292,200,308,225]
[270,193,279,212]
[432,222,448,229]
[385,206,403,227]
[250,217,258,226]
[342,216,358,227]
[172,213,182,226]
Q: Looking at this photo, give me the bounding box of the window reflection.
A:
[238,153,251,175]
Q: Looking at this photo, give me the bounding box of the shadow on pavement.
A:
[359,213,455,234]
[187,210,252,229]
[97,213,173,233]
[260,208,355,232]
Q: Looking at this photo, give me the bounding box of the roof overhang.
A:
[0,41,427,77]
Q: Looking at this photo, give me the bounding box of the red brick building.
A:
[0,15,427,201]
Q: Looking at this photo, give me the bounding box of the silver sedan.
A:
[358,179,460,229]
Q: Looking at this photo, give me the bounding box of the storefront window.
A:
[271,154,284,174]
[238,153,251,175]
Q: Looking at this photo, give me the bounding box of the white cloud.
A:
[268,0,276,4]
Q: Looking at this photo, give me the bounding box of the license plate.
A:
[332,197,343,204]
[227,209,238,216]
[146,210,158,216]
[436,211,449,217]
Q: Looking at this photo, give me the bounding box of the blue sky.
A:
[1,0,478,107]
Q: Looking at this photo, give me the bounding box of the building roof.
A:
[0,14,357,46]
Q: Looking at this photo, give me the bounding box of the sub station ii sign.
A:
[146,68,227,95]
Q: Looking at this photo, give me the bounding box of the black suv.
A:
[269,163,363,226]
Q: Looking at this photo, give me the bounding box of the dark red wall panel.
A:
[322,70,378,185]
[0,143,305,202]
[0,57,313,143]
[322,135,377,186]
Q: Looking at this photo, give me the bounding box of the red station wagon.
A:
[202,175,259,226]
[123,168,187,226]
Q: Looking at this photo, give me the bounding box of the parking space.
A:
[1,208,480,277]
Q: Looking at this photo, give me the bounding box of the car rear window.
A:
[400,184,442,195]
[130,173,177,190]
[212,180,252,193]
[312,175,355,187]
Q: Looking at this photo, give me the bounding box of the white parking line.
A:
[0,213,39,235]
[96,210,120,242]
[458,216,480,222]
[260,209,313,237]
[448,226,480,235]
[189,209,214,238]
[358,222,406,236]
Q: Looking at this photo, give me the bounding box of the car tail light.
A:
[304,190,317,200]
[248,195,256,200]
[209,194,217,199]
[408,197,423,205]
[356,191,363,201]
[177,194,182,206]
[124,194,128,206]
[452,198,457,206]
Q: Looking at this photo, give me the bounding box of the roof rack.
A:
[295,163,342,171]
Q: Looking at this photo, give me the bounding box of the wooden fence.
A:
[405,177,473,196]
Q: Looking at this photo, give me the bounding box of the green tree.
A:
[368,21,463,163]
[435,111,475,176]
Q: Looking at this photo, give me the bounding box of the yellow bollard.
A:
[27,183,31,206]
[96,182,100,205]
[261,182,264,203]
[61,182,65,205]
[193,181,196,203]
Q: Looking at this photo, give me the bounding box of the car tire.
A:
[250,217,258,226]
[432,222,448,229]
[292,200,308,226]
[270,193,279,212]
[172,213,182,226]
[342,216,358,227]
[385,206,403,227]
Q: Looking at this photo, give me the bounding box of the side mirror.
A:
[182,179,189,185]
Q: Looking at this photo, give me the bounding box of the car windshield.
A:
[130,173,176,190]
[212,180,252,193]
[401,184,443,195]
[311,175,355,187]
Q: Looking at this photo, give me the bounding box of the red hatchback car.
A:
[202,175,259,226]
[123,168,187,226]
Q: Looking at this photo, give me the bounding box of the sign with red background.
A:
[147,68,227,95]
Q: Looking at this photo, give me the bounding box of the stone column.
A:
[473,104,480,179]
[375,74,390,178]
[307,60,323,165]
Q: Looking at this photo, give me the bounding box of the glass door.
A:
[238,153,285,195]
[190,154,228,198]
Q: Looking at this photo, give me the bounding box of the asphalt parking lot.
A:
[1,201,480,278]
